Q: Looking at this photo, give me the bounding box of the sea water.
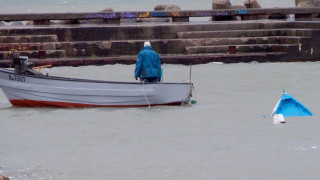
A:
[0,62,320,180]
[0,0,295,13]
[1,0,319,179]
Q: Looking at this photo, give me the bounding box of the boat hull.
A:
[0,69,193,107]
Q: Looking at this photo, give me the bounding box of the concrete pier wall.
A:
[1,9,320,66]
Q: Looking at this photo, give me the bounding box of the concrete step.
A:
[0,35,58,43]
[59,37,308,57]
[179,36,309,46]
[0,42,62,51]
[185,44,300,54]
[1,51,314,67]
[0,50,66,59]
[0,21,298,41]
[0,52,297,67]
[177,29,313,39]
[0,37,304,59]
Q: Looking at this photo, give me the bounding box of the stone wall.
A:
[0,20,319,66]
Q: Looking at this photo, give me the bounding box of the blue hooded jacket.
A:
[134,46,161,79]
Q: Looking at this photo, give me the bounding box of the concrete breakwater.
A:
[1,9,320,67]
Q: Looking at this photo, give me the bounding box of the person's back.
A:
[134,42,161,83]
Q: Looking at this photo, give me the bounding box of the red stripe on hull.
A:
[9,99,184,108]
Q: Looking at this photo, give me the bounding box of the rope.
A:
[142,80,151,108]
[192,83,197,100]
[184,81,195,104]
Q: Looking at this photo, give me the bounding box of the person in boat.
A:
[134,41,162,83]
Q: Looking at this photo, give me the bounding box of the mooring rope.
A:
[192,82,197,101]
[142,80,151,108]
[185,81,196,104]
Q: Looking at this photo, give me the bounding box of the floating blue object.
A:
[273,90,313,117]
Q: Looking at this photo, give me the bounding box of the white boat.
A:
[0,68,193,107]
[0,52,193,107]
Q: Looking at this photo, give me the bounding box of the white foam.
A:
[294,147,306,151]
[294,146,318,151]
[212,62,224,65]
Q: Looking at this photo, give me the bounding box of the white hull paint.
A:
[0,69,193,107]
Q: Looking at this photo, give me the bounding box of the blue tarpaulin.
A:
[274,91,313,117]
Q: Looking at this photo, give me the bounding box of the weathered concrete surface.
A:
[177,29,313,39]
[0,52,301,68]
[0,50,66,59]
[2,8,320,24]
[81,8,119,24]
[185,44,299,54]
[212,0,234,21]
[163,5,188,22]
[295,0,320,18]
[0,33,63,59]
[244,0,284,20]
[243,0,269,20]
[132,4,171,23]
[268,8,290,19]
[53,8,117,25]
[42,36,308,57]
[0,20,320,65]
[0,35,58,43]
[296,0,320,7]
[0,42,61,51]
[0,22,295,41]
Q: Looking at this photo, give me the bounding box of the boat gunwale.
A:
[0,68,192,85]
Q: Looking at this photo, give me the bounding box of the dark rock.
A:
[212,0,234,21]
[296,0,320,7]
[164,4,181,11]
[100,8,114,13]
[163,5,182,22]
[154,4,168,11]
[244,0,261,8]
[212,0,232,9]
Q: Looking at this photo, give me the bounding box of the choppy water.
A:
[0,0,295,13]
[0,62,319,180]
